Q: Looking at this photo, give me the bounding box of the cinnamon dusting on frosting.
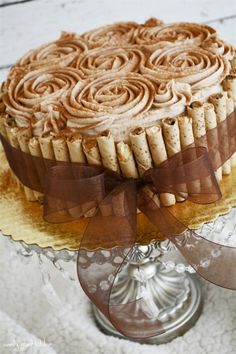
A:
[14,32,88,69]
[1,18,234,141]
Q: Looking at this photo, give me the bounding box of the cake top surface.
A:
[0,18,235,141]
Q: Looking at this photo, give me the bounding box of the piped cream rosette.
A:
[3,65,81,133]
[201,38,234,61]
[70,46,146,78]
[141,45,230,101]
[81,21,139,48]
[62,73,155,140]
[14,32,88,69]
[134,22,216,50]
[152,80,192,112]
[61,74,194,141]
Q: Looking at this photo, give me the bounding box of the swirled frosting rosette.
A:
[141,44,230,99]
[0,18,235,143]
[153,80,192,110]
[15,32,88,69]
[70,46,146,78]
[62,73,155,140]
[3,66,81,128]
[32,102,66,137]
[81,21,139,48]
[136,80,192,131]
[135,22,216,50]
[201,38,234,61]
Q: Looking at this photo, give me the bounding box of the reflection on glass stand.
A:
[92,240,202,344]
[2,207,236,344]
[94,207,236,343]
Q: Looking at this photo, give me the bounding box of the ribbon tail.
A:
[139,187,236,290]
[170,230,236,290]
[77,181,165,339]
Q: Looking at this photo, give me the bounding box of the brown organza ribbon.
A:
[1,110,236,339]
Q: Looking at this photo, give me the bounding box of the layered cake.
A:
[0,18,236,207]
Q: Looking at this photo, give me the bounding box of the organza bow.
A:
[1,109,236,338]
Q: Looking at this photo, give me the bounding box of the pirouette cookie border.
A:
[1,144,236,251]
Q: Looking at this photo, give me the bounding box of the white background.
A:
[0,0,236,353]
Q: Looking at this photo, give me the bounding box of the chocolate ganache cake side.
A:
[0,18,236,208]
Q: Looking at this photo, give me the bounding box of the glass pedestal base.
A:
[93,273,202,344]
[90,239,203,345]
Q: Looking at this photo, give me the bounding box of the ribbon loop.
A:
[144,146,221,204]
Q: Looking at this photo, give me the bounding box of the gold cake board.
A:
[0,144,236,251]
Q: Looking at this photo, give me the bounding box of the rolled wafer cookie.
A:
[188,101,215,189]
[209,93,231,175]
[39,135,76,214]
[39,135,55,160]
[231,54,236,69]
[39,136,74,213]
[29,137,41,158]
[178,116,194,147]
[0,114,7,138]
[52,136,88,218]
[130,127,153,176]
[82,137,102,166]
[98,203,113,217]
[116,141,139,178]
[223,75,236,105]
[140,185,161,211]
[52,136,70,162]
[203,103,222,182]
[67,133,86,163]
[17,127,42,201]
[162,118,182,156]
[112,190,127,217]
[82,137,102,216]
[146,125,168,166]
[39,136,73,214]
[99,188,133,240]
[204,103,218,129]
[28,137,45,202]
[6,126,36,201]
[129,127,158,213]
[146,125,176,206]
[178,116,201,194]
[97,188,126,218]
[226,97,236,166]
[187,102,206,143]
[162,118,185,202]
[97,130,120,173]
[39,136,66,213]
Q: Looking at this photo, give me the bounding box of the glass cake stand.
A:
[1,207,236,345]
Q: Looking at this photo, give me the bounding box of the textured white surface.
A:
[0,236,236,354]
[0,0,236,353]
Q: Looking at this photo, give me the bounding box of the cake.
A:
[0,18,236,208]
